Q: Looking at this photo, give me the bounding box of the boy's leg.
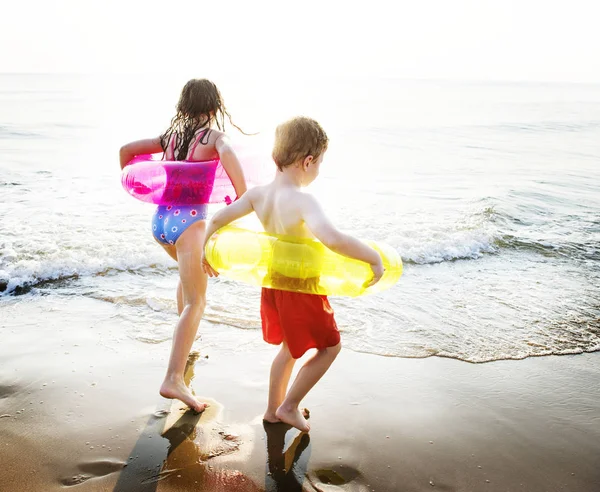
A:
[276,342,341,432]
[264,342,296,422]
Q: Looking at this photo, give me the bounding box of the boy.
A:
[201,117,383,432]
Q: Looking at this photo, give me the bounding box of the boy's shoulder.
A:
[295,190,320,208]
[243,183,271,204]
[247,184,317,206]
[278,187,321,215]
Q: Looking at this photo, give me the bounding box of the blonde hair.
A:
[272,117,329,171]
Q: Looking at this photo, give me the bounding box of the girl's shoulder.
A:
[207,128,227,141]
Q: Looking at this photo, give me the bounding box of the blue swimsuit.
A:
[152,204,208,245]
[152,130,211,245]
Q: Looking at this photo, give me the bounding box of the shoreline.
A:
[1,296,599,491]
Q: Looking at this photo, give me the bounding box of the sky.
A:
[1,0,599,82]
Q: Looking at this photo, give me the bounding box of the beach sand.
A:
[1,296,599,491]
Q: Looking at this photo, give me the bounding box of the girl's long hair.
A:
[160,79,246,161]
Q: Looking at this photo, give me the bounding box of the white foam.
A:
[391,227,498,264]
[0,228,171,294]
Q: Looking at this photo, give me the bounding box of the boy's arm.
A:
[215,135,248,199]
[119,138,163,169]
[201,190,256,277]
[301,194,384,286]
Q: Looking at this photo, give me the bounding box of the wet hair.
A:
[160,79,245,161]
[272,117,329,171]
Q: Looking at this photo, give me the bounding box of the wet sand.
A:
[1,296,599,491]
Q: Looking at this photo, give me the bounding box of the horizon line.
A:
[0,72,599,86]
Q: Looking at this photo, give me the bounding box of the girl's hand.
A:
[364,258,384,288]
[119,137,162,169]
[201,253,219,278]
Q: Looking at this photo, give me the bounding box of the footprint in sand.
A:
[308,466,364,489]
[0,384,19,399]
[61,474,90,486]
[60,459,127,487]
[152,409,170,419]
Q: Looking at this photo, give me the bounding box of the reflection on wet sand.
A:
[263,421,311,492]
[113,352,260,492]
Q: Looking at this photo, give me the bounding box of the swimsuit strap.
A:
[187,128,211,160]
[168,133,178,160]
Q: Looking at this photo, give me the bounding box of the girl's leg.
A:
[158,242,184,317]
[176,280,183,316]
[159,221,209,412]
[264,342,296,422]
[276,342,342,432]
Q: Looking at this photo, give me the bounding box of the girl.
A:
[120,79,248,412]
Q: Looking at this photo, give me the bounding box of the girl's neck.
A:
[190,114,211,129]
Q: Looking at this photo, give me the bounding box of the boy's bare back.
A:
[246,182,316,239]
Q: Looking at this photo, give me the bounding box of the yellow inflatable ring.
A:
[204,225,403,297]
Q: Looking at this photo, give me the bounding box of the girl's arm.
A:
[215,135,248,199]
[201,190,256,277]
[119,137,163,169]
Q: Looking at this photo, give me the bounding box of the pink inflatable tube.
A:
[122,152,269,205]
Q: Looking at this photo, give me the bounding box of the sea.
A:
[1,73,598,363]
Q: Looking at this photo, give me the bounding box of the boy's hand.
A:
[201,253,220,278]
[364,258,384,288]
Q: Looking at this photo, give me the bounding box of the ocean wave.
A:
[395,230,497,264]
[391,203,600,264]
[390,205,500,264]
[1,201,597,296]
[0,265,169,296]
[350,343,600,364]
[0,244,171,296]
[492,120,600,134]
[496,235,600,261]
[487,203,600,261]
[0,223,499,295]
[0,125,45,139]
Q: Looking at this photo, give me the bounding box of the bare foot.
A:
[275,405,310,432]
[263,407,309,424]
[159,380,208,413]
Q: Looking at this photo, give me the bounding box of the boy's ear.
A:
[302,155,314,170]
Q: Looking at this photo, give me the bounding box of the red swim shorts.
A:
[260,288,340,359]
